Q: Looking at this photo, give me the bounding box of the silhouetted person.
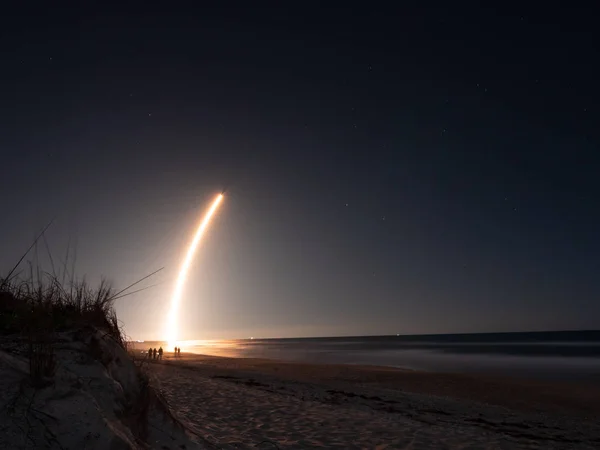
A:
[152,348,157,360]
[148,347,152,359]
[174,346,177,357]
[158,346,163,360]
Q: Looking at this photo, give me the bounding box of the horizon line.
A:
[130,328,600,342]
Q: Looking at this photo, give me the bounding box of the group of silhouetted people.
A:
[146,345,182,361]
[148,346,163,360]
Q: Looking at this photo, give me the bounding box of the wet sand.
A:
[144,352,600,449]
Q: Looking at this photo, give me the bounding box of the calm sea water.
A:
[164,330,600,380]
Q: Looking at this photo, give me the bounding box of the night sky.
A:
[1,5,599,340]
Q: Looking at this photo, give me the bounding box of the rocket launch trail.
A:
[165,193,224,347]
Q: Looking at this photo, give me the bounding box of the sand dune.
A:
[146,354,600,449]
[0,330,204,449]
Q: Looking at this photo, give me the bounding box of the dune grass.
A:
[0,224,153,384]
[0,272,127,386]
[1,275,124,341]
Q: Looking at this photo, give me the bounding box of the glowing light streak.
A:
[165,193,224,347]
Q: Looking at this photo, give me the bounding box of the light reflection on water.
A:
[172,337,600,381]
[177,339,244,358]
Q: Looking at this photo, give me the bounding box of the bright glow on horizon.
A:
[165,193,224,348]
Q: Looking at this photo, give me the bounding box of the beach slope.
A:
[149,353,600,449]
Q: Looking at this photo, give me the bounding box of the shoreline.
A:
[130,338,600,382]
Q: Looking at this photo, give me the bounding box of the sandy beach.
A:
[143,352,600,449]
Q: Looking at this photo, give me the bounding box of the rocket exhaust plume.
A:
[165,193,224,347]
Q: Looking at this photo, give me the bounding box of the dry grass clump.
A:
[0,273,125,386]
[0,222,127,349]
[1,276,123,341]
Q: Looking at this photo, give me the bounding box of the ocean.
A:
[154,330,600,380]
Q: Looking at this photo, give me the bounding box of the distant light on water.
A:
[165,193,224,348]
[168,332,600,380]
